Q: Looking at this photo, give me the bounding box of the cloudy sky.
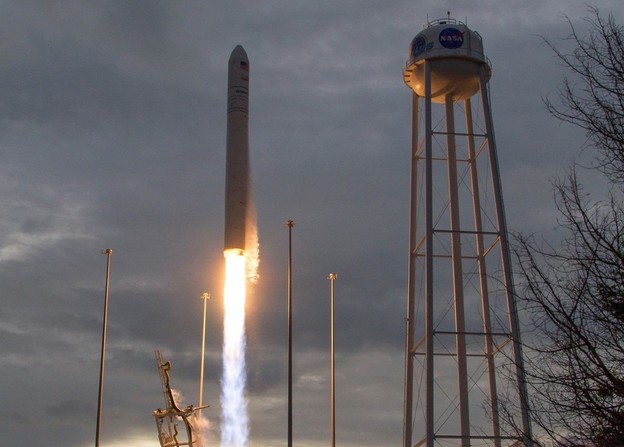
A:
[2,1,623,446]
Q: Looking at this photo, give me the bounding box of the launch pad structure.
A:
[153,350,206,447]
[402,16,532,447]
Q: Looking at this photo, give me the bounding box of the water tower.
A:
[402,16,532,447]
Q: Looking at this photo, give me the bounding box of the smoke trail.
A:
[221,250,249,447]
[245,176,259,284]
[245,205,259,284]
[195,414,212,447]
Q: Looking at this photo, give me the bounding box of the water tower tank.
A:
[403,18,491,103]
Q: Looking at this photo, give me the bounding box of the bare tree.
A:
[516,172,624,446]
[543,7,624,183]
[512,7,624,447]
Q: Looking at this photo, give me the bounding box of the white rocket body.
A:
[224,45,250,254]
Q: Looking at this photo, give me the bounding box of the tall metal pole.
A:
[403,90,419,447]
[424,61,434,447]
[327,273,338,447]
[199,292,211,418]
[479,68,533,443]
[445,94,471,447]
[287,220,295,447]
[95,248,112,447]
[465,96,502,446]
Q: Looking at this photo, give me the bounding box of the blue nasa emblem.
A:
[411,36,427,57]
[439,27,464,49]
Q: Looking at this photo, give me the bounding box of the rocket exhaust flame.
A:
[221,250,249,447]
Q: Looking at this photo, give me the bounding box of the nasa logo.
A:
[439,27,464,49]
[411,36,427,58]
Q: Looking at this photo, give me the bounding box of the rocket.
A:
[224,45,250,254]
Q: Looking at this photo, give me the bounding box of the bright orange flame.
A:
[221,249,248,447]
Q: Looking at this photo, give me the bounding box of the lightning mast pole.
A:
[327,273,338,447]
[287,220,295,447]
[95,248,112,447]
[199,292,210,418]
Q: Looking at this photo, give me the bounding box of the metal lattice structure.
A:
[402,17,532,447]
[153,350,205,447]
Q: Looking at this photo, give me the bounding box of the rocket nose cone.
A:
[230,45,248,62]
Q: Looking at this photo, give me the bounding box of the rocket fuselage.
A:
[224,45,250,253]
